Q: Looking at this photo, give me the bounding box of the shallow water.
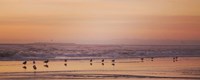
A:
[0,57,200,80]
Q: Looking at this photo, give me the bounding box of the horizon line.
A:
[0,42,199,46]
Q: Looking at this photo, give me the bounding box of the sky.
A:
[0,0,200,45]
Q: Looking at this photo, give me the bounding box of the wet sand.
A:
[0,57,200,80]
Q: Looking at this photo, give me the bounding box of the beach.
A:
[0,57,200,80]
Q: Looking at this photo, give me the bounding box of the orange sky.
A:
[0,0,200,45]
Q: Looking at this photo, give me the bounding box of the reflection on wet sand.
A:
[90,63,93,66]
[0,57,200,80]
[64,63,67,67]
[22,66,27,70]
[43,65,49,68]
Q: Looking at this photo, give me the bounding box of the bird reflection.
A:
[64,63,67,67]
[102,63,104,66]
[90,63,93,66]
[112,59,115,63]
[22,66,27,70]
[112,63,115,66]
[44,65,49,68]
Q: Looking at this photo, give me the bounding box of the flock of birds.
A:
[22,59,116,70]
[22,60,49,70]
[89,59,116,66]
[22,57,179,70]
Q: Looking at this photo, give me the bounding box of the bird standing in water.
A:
[112,59,115,63]
[44,60,49,65]
[90,59,93,62]
[151,57,154,61]
[23,61,27,65]
[102,59,104,63]
[141,58,144,62]
[33,65,37,70]
[90,59,93,66]
[33,60,36,64]
[173,57,176,62]
[176,57,178,61]
[65,59,67,62]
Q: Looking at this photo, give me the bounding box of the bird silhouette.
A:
[176,57,178,61]
[141,58,144,62]
[33,65,37,70]
[22,66,27,70]
[173,57,176,62]
[90,59,93,62]
[112,59,115,63]
[44,60,49,65]
[65,59,67,62]
[151,57,154,61]
[23,61,27,65]
[102,59,104,63]
[33,60,36,64]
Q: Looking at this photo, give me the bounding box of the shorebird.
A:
[141,58,144,62]
[102,59,104,63]
[33,60,36,64]
[65,59,67,62]
[90,59,93,62]
[112,59,115,63]
[175,56,178,61]
[151,57,154,61]
[173,57,176,62]
[23,61,27,65]
[44,60,49,64]
[33,65,37,70]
